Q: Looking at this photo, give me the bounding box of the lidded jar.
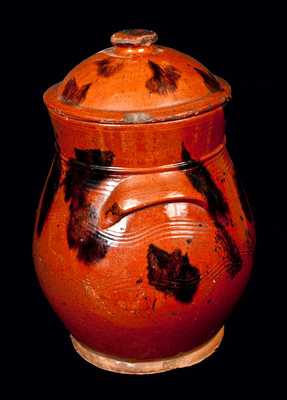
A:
[33,29,255,374]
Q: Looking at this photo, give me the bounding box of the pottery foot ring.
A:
[70,326,224,375]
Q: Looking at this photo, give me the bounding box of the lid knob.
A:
[111,29,158,47]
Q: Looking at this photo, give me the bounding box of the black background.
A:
[8,2,285,396]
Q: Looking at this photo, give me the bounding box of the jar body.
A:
[33,108,255,361]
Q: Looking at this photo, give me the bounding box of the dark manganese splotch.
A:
[105,202,122,217]
[64,149,114,202]
[63,148,115,265]
[215,222,242,277]
[37,153,61,236]
[182,144,242,278]
[233,172,253,222]
[182,144,229,219]
[146,60,181,95]
[61,77,91,105]
[147,244,200,302]
[95,59,123,77]
[193,67,222,93]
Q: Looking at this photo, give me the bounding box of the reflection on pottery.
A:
[33,29,255,374]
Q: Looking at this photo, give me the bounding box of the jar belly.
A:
[33,150,255,360]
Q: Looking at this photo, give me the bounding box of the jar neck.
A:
[50,107,226,168]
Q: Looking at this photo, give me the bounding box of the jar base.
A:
[70,326,224,375]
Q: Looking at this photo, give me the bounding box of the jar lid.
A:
[44,29,231,124]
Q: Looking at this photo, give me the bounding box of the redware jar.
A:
[33,29,256,374]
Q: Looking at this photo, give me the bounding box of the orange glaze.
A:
[33,29,255,361]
